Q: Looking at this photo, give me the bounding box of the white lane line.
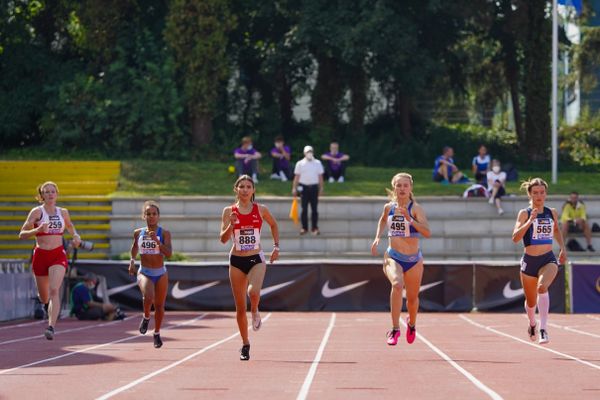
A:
[297,313,336,400]
[0,320,123,346]
[548,322,600,339]
[96,313,273,400]
[0,320,45,331]
[0,313,207,375]
[587,315,600,322]
[460,314,600,372]
[404,319,503,400]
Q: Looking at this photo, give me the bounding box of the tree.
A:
[164,0,236,147]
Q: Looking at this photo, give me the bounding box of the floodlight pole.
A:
[551,0,558,184]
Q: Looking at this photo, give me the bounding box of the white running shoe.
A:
[270,173,280,180]
[539,329,549,344]
[279,171,288,181]
[337,176,344,183]
[328,177,334,183]
[498,208,504,215]
[251,311,262,331]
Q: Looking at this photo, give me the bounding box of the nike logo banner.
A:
[171,281,221,299]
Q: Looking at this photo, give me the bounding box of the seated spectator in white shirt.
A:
[487,159,507,215]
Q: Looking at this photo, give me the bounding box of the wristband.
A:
[273,247,280,251]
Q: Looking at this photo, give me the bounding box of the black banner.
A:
[72,260,564,313]
[473,264,565,312]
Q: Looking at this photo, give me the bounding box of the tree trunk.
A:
[503,41,525,147]
[276,67,294,135]
[191,112,213,147]
[523,0,551,162]
[311,54,343,134]
[396,89,412,139]
[348,65,367,137]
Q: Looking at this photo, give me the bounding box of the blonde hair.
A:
[519,177,548,194]
[142,200,160,219]
[234,174,255,203]
[386,172,415,203]
[36,181,59,204]
[520,177,548,205]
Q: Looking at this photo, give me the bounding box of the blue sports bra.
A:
[523,207,554,247]
[387,202,420,238]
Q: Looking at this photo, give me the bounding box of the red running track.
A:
[1,312,599,399]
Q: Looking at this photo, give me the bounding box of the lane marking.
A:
[0,320,122,346]
[0,320,44,331]
[548,322,600,339]
[96,313,272,400]
[460,314,600,371]
[587,315,600,322]
[402,319,503,400]
[297,313,336,400]
[0,313,208,375]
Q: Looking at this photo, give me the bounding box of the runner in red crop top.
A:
[220,174,280,361]
[19,181,81,340]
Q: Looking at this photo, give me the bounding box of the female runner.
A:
[371,173,431,345]
[19,182,81,340]
[512,178,566,344]
[129,200,172,348]
[220,175,280,360]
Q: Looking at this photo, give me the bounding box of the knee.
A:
[537,284,548,294]
[48,287,60,298]
[153,303,165,312]
[247,287,260,299]
[406,296,419,308]
[390,281,402,292]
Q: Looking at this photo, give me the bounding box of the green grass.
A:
[114,160,600,197]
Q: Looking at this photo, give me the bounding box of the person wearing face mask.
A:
[70,273,123,321]
[486,159,507,215]
[234,136,262,182]
[560,192,595,252]
[292,145,324,235]
[269,135,292,181]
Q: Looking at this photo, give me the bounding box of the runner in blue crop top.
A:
[129,200,172,348]
[512,178,567,345]
[372,173,431,346]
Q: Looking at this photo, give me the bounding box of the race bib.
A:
[234,228,260,251]
[532,218,553,241]
[47,215,63,234]
[389,215,410,238]
[140,233,161,255]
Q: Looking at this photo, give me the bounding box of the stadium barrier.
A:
[570,263,600,313]
[0,260,36,321]
[73,260,566,313]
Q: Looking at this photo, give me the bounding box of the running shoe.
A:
[528,323,537,341]
[44,326,54,340]
[240,344,250,361]
[139,317,150,335]
[251,311,262,331]
[539,329,549,345]
[406,318,416,344]
[386,329,400,345]
[153,333,163,348]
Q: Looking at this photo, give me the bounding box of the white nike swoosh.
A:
[171,281,221,299]
[322,280,369,298]
[261,280,296,296]
[106,282,139,297]
[503,281,524,299]
[402,280,444,298]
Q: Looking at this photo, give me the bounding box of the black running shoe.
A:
[528,324,537,341]
[240,344,250,361]
[44,326,54,340]
[539,329,549,344]
[139,317,150,335]
[153,333,163,348]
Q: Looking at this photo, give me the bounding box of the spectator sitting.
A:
[486,159,506,215]
[70,273,124,321]
[321,140,350,183]
[472,144,491,185]
[561,191,595,252]
[269,135,292,182]
[234,136,262,182]
[432,146,466,184]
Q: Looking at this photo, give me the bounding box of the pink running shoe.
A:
[386,329,401,345]
[406,318,416,344]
